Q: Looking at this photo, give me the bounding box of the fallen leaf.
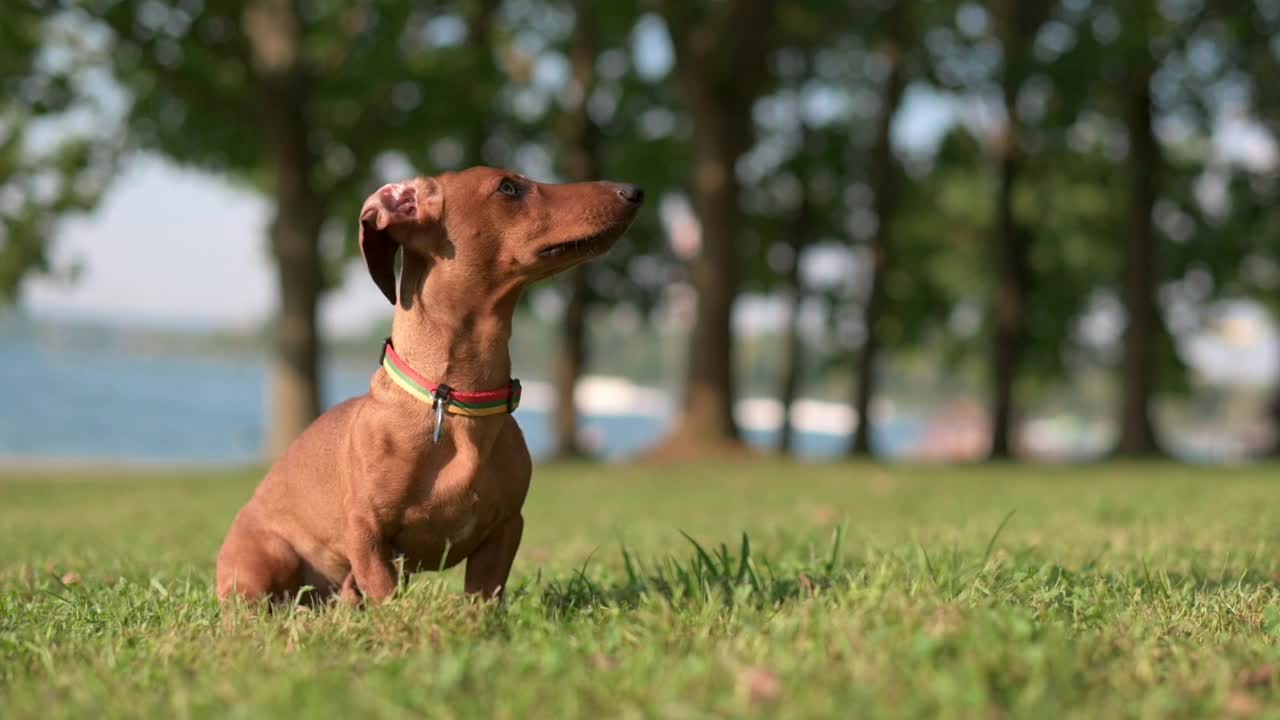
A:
[738,666,782,705]
[869,473,896,497]
[925,606,965,638]
[1225,691,1260,718]
[797,573,815,597]
[1238,665,1274,690]
[811,505,837,525]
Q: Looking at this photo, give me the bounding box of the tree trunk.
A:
[989,138,1031,460]
[777,282,804,454]
[653,0,777,455]
[1270,351,1280,457]
[988,2,1033,461]
[850,8,908,458]
[1117,63,1164,457]
[673,103,744,448]
[268,207,323,460]
[777,136,813,455]
[554,268,591,458]
[551,0,601,460]
[463,0,501,166]
[851,249,886,456]
[244,0,323,459]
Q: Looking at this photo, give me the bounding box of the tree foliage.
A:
[1,3,119,301]
[7,0,1280,459]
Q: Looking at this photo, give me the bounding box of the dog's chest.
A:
[391,462,509,566]
[402,484,485,543]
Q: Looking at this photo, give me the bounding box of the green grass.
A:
[4,462,1280,718]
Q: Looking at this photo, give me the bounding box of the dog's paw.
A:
[338,573,363,607]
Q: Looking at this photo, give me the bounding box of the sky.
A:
[23,157,391,335]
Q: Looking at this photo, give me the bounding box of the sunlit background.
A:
[3,1,1279,465]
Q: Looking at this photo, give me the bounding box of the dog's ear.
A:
[358,177,444,304]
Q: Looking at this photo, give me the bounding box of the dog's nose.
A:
[617,184,645,205]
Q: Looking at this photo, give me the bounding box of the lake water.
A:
[0,334,869,464]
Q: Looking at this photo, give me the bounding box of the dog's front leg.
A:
[464,513,524,599]
[345,511,398,603]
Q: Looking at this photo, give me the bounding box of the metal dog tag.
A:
[433,401,446,443]
[433,384,453,443]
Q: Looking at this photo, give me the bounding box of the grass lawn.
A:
[3,461,1280,718]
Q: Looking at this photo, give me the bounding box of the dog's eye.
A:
[497,179,520,198]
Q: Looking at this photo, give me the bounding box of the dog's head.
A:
[357,166,644,304]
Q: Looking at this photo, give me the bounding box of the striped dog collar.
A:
[380,339,522,421]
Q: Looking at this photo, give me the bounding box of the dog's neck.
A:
[387,254,520,392]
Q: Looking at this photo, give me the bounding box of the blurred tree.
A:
[1118,31,1165,457]
[1257,115,1280,452]
[923,0,1118,460]
[914,0,1231,462]
[1174,3,1280,455]
[1052,0,1219,457]
[91,0,505,457]
[885,129,993,404]
[1,4,119,301]
[513,1,686,459]
[462,1,503,164]
[736,51,837,455]
[651,0,780,453]
[983,0,1049,460]
[775,118,816,455]
[551,0,603,459]
[1092,1,1208,457]
[764,121,854,455]
[1236,7,1280,455]
[850,0,913,457]
[900,0,1132,461]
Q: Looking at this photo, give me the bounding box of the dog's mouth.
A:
[536,231,618,259]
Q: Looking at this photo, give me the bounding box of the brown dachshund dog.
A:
[216,167,643,604]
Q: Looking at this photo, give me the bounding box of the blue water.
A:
[1,335,871,463]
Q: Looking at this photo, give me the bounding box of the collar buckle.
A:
[507,379,521,413]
